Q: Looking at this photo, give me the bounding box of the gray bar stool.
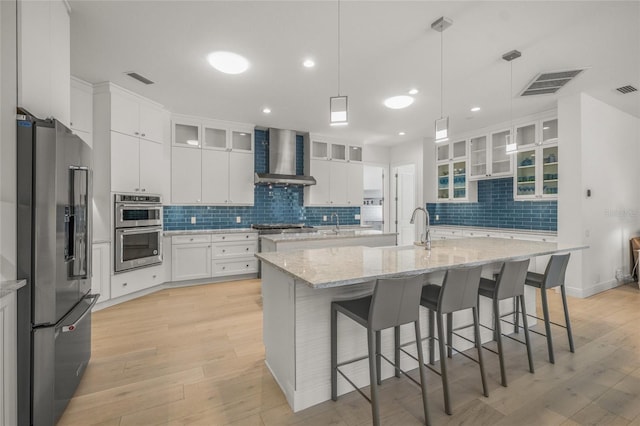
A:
[419,266,488,415]
[521,253,574,364]
[331,275,430,426]
[478,259,534,387]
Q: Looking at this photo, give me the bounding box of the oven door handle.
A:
[118,227,163,235]
[117,204,163,210]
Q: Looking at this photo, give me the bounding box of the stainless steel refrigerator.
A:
[16,111,99,425]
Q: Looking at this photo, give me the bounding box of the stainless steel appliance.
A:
[114,194,162,228]
[253,128,316,186]
[251,224,315,277]
[17,111,99,426]
[114,194,163,273]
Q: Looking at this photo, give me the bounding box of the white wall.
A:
[1,0,18,281]
[362,144,390,164]
[17,0,70,125]
[559,93,640,297]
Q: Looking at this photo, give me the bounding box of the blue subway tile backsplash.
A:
[427,178,557,231]
[164,129,360,231]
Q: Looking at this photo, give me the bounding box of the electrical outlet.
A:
[191,216,196,224]
[355,214,361,220]
[435,214,439,221]
[236,216,241,223]
[323,215,327,221]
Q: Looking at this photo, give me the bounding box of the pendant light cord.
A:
[337,0,341,96]
[440,28,444,119]
[510,60,513,130]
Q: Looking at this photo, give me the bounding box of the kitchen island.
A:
[260,228,397,253]
[256,237,587,412]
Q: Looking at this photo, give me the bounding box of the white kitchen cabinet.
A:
[111,265,164,299]
[1,291,18,426]
[171,147,202,204]
[514,144,558,200]
[171,236,212,281]
[515,118,558,149]
[436,139,467,163]
[70,77,93,146]
[171,116,254,205]
[437,160,469,201]
[111,89,164,143]
[468,129,513,180]
[91,242,111,303]
[211,232,258,278]
[305,135,363,206]
[110,132,163,194]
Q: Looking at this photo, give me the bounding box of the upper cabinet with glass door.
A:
[172,116,254,153]
[436,139,466,163]
[310,138,351,161]
[468,130,513,180]
[173,118,202,148]
[515,117,558,148]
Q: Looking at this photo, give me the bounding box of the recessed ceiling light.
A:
[408,88,419,95]
[384,95,414,109]
[207,51,249,74]
[470,106,481,112]
[303,59,315,68]
[262,107,272,114]
[398,131,406,136]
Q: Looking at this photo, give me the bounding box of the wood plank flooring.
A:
[58,280,640,426]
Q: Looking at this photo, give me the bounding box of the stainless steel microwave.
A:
[114,226,163,273]
[114,194,162,228]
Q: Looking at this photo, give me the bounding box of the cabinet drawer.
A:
[172,234,212,245]
[212,241,257,258]
[211,233,258,242]
[111,265,164,299]
[212,259,258,277]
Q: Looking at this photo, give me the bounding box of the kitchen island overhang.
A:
[257,238,587,412]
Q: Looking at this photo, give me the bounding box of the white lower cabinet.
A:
[91,242,111,302]
[111,264,164,299]
[211,232,258,277]
[171,235,212,281]
[1,292,18,426]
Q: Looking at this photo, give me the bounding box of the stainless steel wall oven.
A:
[114,194,163,272]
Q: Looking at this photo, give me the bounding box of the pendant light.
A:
[503,49,522,154]
[330,0,348,126]
[432,16,452,143]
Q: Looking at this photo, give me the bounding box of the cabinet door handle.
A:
[245,247,249,251]
[141,188,146,192]
[222,266,226,270]
[135,188,140,192]
[122,282,128,287]
[222,236,226,240]
[245,235,249,238]
[190,238,194,241]
[135,131,139,135]
[222,249,226,252]
[141,133,146,137]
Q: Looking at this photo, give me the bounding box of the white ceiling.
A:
[69,1,640,146]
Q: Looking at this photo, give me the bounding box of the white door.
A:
[138,103,165,143]
[362,165,385,231]
[228,151,254,204]
[393,164,416,246]
[307,160,331,205]
[110,91,139,137]
[171,147,202,203]
[110,132,140,193]
[330,162,349,205]
[171,243,212,281]
[202,149,229,204]
[347,163,364,206]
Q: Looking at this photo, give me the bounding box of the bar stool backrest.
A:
[542,253,571,289]
[369,274,426,331]
[496,259,531,300]
[438,266,483,314]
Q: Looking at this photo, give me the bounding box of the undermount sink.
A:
[316,229,357,237]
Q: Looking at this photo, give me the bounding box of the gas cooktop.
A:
[251,224,316,234]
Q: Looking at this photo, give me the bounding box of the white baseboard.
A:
[565,278,624,299]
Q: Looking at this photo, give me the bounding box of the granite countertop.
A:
[261,229,397,243]
[256,237,587,289]
[164,228,256,236]
[1,279,27,298]
[430,225,557,236]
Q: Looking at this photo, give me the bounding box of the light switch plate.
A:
[191,216,196,224]
[323,215,327,221]
[355,214,361,220]
[236,216,241,223]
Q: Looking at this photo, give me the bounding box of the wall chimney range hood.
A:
[254,128,316,186]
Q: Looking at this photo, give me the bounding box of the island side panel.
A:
[261,265,296,408]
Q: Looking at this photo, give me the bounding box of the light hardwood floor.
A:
[58,279,640,426]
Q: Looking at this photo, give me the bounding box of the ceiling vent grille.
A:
[616,85,637,94]
[125,72,154,85]
[520,69,585,97]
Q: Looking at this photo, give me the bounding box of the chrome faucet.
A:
[330,212,340,233]
[410,207,431,250]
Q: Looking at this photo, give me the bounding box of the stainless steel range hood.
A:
[254,128,316,186]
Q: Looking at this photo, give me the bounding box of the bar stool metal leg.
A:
[447,313,453,358]
[367,330,381,426]
[493,298,507,387]
[394,326,401,378]
[414,320,431,426]
[436,313,452,415]
[472,306,489,397]
[428,309,435,365]
[331,304,338,401]
[560,285,575,353]
[540,287,555,363]
[513,297,519,334]
[376,330,382,385]
[519,295,534,374]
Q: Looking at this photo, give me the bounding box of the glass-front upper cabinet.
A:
[348,145,362,162]
[203,125,226,150]
[515,117,558,147]
[436,143,449,163]
[311,141,329,159]
[438,161,467,201]
[490,130,513,176]
[311,139,349,161]
[515,123,536,148]
[452,140,467,160]
[469,135,487,178]
[514,143,558,200]
[541,119,558,144]
[173,122,201,148]
[452,161,467,199]
[231,130,253,152]
[436,139,466,163]
[437,164,450,200]
[331,143,347,161]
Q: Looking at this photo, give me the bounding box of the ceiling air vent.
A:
[125,72,154,85]
[520,69,585,97]
[616,85,637,94]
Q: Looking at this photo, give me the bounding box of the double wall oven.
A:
[114,194,163,272]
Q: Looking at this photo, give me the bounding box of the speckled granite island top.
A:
[260,229,396,243]
[256,237,587,289]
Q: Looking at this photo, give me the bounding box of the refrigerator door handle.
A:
[58,294,100,333]
[64,206,75,262]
